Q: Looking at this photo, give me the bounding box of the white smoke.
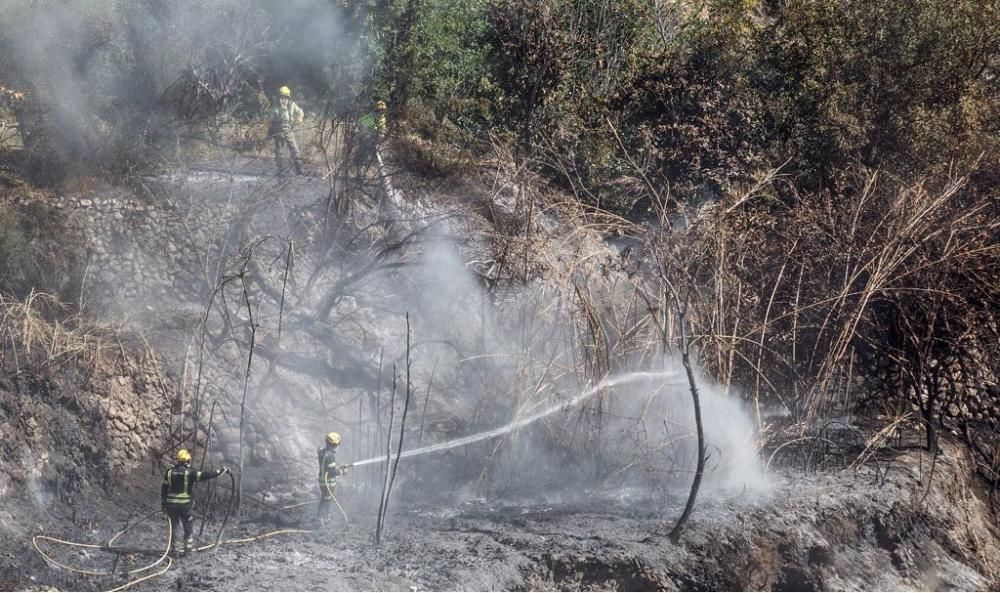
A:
[336,234,770,499]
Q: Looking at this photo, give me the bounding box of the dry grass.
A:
[633,163,1000,433]
[0,290,123,371]
[529,142,1000,477]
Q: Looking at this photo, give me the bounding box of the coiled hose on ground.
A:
[31,470,349,592]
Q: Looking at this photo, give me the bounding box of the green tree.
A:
[751,0,999,187]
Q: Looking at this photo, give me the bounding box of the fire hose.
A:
[325,469,351,527]
[32,464,351,591]
[32,512,174,591]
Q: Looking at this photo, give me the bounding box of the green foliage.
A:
[380,0,994,213]
[0,0,993,205]
[408,0,491,117]
[750,0,998,187]
[354,0,493,135]
[484,0,655,138]
[614,37,765,200]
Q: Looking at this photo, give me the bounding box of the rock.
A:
[241,473,263,493]
[217,427,241,445]
[222,443,241,461]
[252,444,274,464]
[221,343,241,366]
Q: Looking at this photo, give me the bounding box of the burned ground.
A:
[0,162,997,592]
[3,437,997,591]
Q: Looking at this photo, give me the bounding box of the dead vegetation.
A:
[0,291,121,372]
[600,158,1000,508]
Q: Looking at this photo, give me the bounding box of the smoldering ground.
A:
[110,170,771,508]
[0,0,768,548]
[56,150,769,511]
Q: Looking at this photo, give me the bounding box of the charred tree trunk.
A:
[375,365,398,545]
[669,306,705,543]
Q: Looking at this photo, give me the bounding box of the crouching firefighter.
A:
[316,432,350,527]
[161,449,229,554]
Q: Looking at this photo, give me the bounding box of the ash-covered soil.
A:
[5,440,997,592]
[2,165,997,591]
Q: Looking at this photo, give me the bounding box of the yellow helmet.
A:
[325,432,341,447]
[375,100,386,111]
[278,86,292,98]
[176,449,192,463]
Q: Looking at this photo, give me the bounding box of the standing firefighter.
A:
[161,449,229,554]
[269,85,305,175]
[360,100,388,140]
[316,432,349,527]
[355,100,387,177]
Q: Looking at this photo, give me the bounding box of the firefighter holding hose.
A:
[161,449,229,554]
[317,432,350,527]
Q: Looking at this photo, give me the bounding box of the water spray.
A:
[350,370,677,468]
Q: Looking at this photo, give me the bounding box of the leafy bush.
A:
[749,0,998,188]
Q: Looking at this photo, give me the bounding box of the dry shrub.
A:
[646,162,999,441]
[0,190,86,302]
[0,291,121,372]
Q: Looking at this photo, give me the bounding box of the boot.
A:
[183,538,194,554]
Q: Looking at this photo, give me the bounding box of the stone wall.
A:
[11,177,323,479]
[0,353,172,504]
[857,348,1000,425]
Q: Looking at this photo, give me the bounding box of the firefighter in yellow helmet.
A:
[269,85,305,175]
[367,100,388,139]
[316,432,348,527]
[161,449,229,554]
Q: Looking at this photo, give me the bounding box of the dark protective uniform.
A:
[316,445,343,525]
[270,100,304,175]
[161,463,225,551]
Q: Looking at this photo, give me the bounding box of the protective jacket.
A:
[270,101,304,135]
[161,463,224,508]
[359,111,387,139]
[317,446,342,487]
